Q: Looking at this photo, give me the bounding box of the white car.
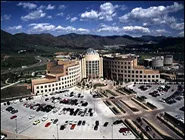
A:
[29,115,35,119]
[42,116,48,121]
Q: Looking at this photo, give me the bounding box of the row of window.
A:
[36,82,76,94]
[124,79,159,82]
[112,73,159,78]
[109,61,131,65]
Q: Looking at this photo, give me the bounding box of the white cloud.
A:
[66,15,71,20]
[46,4,55,10]
[80,2,118,21]
[37,5,46,10]
[8,25,22,30]
[178,31,184,37]
[21,10,46,21]
[97,25,121,32]
[123,26,150,33]
[58,5,66,10]
[3,14,11,20]
[155,29,169,33]
[70,17,78,22]
[56,12,64,16]
[170,22,184,30]
[81,10,99,19]
[28,23,89,33]
[28,23,55,32]
[119,2,184,30]
[47,15,52,19]
[120,2,183,22]
[17,2,37,9]
[77,28,89,33]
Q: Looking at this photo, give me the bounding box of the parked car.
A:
[70,124,76,130]
[60,125,66,130]
[45,122,51,127]
[42,116,48,121]
[29,115,35,120]
[103,122,108,127]
[53,119,58,124]
[33,119,40,125]
[78,120,82,126]
[94,125,98,130]
[82,120,86,125]
[10,115,17,119]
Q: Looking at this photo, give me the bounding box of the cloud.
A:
[21,10,46,21]
[170,22,184,30]
[81,10,99,19]
[3,14,11,20]
[28,23,90,33]
[70,17,78,22]
[47,15,52,19]
[8,25,22,30]
[55,25,89,33]
[97,24,121,32]
[37,5,46,10]
[123,26,150,33]
[155,29,169,33]
[17,2,37,9]
[178,31,184,37]
[66,15,71,20]
[58,4,66,10]
[119,2,183,22]
[46,4,55,10]
[80,2,118,21]
[56,12,64,16]
[119,2,184,30]
[28,23,55,32]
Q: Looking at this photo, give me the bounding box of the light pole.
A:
[112,123,113,139]
[56,123,59,139]
[15,118,18,139]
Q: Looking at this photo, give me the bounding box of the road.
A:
[1,56,49,75]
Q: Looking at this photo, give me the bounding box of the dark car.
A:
[113,120,123,125]
[60,125,66,130]
[53,119,58,124]
[82,120,86,125]
[78,120,82,126]
[103,122,108,127]
[94,125,98,130]
[95,121,99,126]
[109,97,115,99]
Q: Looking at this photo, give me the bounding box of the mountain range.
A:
[1,30,184,53]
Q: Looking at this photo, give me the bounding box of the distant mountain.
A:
[1,30,184,53]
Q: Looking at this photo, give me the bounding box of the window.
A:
[37,91,39,93]
[49,85,51,87]
[140,71,143,74]
[132,75,134,78]
[136,75,138,78]
[37,87,39,89]
[148,75,150,78]
[45,90,47,92]
[136,71,138,74]
[140,75,142,78]
[41,86,43,88]
[125,75,127,77]
[41,90,43,93]
[49,89,51,91]
[132,70,134,73]
[152,75,154,78]
[45,85,47,88]
[128,66,130,69]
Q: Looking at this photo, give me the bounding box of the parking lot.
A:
[1,87,136,139]
[128,83,184,122]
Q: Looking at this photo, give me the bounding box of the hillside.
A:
[1,30,184,53]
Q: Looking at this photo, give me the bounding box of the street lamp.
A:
[112,123,114,139]
[56,123,59,139]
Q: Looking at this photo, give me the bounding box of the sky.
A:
[1,1,184,37]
